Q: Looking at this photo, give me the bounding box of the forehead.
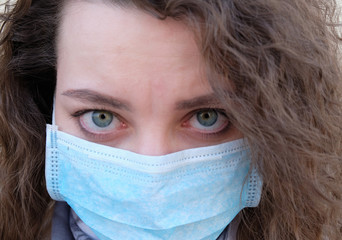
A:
[57,1,199,58]
[56,1,212,104]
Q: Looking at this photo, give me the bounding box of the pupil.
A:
[203,113,210,119]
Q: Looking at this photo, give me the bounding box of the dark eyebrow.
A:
[175,93,222,110]
[61,89,131,111]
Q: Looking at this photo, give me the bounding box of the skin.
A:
[55,1,242,156]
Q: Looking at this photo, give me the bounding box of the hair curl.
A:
[1,0,342,239]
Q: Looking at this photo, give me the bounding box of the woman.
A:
[0,0,341,239]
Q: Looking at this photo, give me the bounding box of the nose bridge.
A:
[135,124,173,156]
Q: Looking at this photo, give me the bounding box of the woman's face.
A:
[55,1,242,155]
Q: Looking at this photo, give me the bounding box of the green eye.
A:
[196,110,218,127]
[92,111,113,127]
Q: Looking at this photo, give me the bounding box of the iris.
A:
[92,111,113,127]
[196,110,218,127]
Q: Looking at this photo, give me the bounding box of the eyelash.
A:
[70,108,231,140]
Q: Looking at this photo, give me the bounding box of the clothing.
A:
[51,201,239,240]
[51,201,73,240]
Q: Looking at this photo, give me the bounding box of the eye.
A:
[79,110,123,133]
[187,109,229,134]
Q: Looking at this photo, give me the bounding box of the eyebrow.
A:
[61,89,131,111]
[175,93,222,110]
[62,89,221,111]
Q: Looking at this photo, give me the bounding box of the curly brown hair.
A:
[1,0,342,239]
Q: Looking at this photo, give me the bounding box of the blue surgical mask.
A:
[45,124,262,240]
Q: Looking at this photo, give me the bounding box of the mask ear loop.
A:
[52,95,56,126]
